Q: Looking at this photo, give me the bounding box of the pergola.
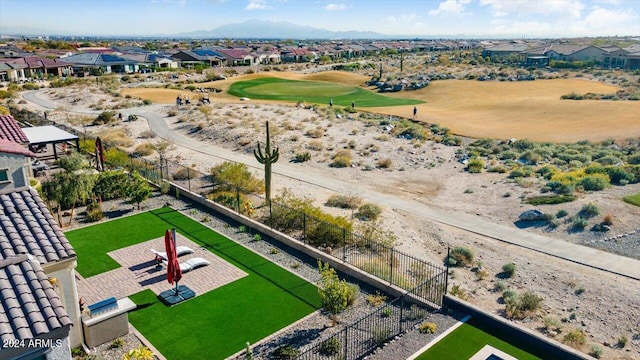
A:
[22,125,80,160]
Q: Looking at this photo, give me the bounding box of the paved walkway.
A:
[22,90,640,281]
[76,233,247,305]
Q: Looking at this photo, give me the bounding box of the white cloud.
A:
[246,0,269,10]
[480,0,585,19]
[584,6,638,29]
[325,3,346,11]
[428,0,472,16]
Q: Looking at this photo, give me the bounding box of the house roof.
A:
[216,48,253,60]
[0,139,35,158]
[59,53,136,66]
[0,254,72,344]
[0,188,76,264]
[0,57,70,69]
[0,115,29,144]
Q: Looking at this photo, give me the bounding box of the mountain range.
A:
[177,20,389,39]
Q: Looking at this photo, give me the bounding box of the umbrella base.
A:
[158,285,196,305]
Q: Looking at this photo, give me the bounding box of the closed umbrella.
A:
[95,137,105,171]
[165,229,182,292]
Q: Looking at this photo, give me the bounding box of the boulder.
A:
[519,209,545,221]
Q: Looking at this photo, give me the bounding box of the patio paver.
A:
[76,232,248,305]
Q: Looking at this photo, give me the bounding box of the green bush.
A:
[572,216,589,230]
[93,111,117,125]
[524,194,576,205]
[326,194,362,209]
[418,322,437,334]
[579,203,599,218]
[294,152,311,163]
[172,167,195,181]
[272,345,300,359]
[502,263,516,278]
[578,174,610,191]
[319,338,340,356]
[85,201,105,222]
[467,158,484,173]
[508,169,526,178]
[563,328,587,348]
[22,82,40,90]
[330,155,352,168]
[556,209,568,218]
[446,246,474,267]
[356,203,382,221]
[589,344,603,358]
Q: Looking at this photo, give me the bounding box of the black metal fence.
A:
[296,278,444,360]
[14,108,448,308]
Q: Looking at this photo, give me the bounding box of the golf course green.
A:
[227,77,423,107]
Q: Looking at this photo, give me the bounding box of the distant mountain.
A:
[177,19,389,40]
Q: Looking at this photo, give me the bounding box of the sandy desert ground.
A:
[17,72,640,359]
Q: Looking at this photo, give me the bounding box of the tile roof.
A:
[0,188,76,264]
[0,254,72,344]
[0,139,35,158]
[0,115,29,144]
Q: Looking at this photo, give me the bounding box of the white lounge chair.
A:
[150,246,194,261]
[178,257,210,273]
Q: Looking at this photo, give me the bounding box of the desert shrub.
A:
[142,99,152,105]
[326,194,362,209]
[519,150,542,164]
[508,169,526,178]
[377,158,392,169]
[602,213,614,226]
[499,150,518,160]
[446,246,474,267]
[356,203,381,221]
[172,167,195,181]
[103,147,129,168]
[505,290,542,319]
[366,292,387,306]
[493,281,507,292]
[93,111,117,125]
[606,166,635,185]
[139,130,156,139]
[563,328,587,348]
[589,344,603,358]
[487,166,507,173]
[449,284,468,300]
[85,201,105,222]
[556,209,568,218]
[536,165,558,179]
[578,174,610,191]
[629,154,640,165]
[319,338,340,356]
[501,263,516,278]
[617,335,628,348]
[524,194,576,205]
[467,158,484,173]
[595,155,621,166]
[330,150,352,168]
[133,143,155,157]
[272,345,300,359]
[306,140,323,151]
[208,190,243,210]
[294,152,311,163]
[571,216,589,230]
[210,161,263,193]
[579,203,599,218]
[418,322,437,334]
[305,126,325,138]
[22,82,40,90]
[441,135,462,146]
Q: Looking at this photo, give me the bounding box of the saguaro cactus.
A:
[254,121,279,206]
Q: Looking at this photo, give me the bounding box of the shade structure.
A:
[158,229,195,305]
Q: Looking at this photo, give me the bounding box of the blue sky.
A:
[0,0,639,38]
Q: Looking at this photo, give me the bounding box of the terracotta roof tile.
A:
[0,189,76,264]
[0,115,29,144]
[0,255,72,345]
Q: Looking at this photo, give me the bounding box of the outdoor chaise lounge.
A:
[150,246,194,261]
[178,257,210,273]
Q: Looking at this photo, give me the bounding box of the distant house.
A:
[119,53,180,70]
[481,42,530,62]
[59,53,138,75]
[0,62,26,82]
[171,49,225,68]
[0,138,82,359]
[281,48,315,63]
[0,56,73,78]
[215,48,255,66]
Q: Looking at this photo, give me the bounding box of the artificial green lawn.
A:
[66,207,321,359]
[228,77,423,107]
[623,192,640,207]
[415,321,542,360]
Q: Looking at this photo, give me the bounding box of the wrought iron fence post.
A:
[187,167,191,192]
[269,201,272,228]
[342,227,347,262]
[302,213,306,242]
[389,249,394,285]
[236,186,240,213]
[399,297,404,331]
[344,327,348,360]
[445,247,450,295]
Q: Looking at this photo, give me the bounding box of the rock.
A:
[518,209,546,221]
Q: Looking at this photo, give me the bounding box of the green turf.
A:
[623,192,640,207]
[415,321,542,360]
[227,77,423,107]
[67,207,321,359]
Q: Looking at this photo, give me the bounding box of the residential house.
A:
[0,57,73,78]
[59,53,138,75]
[601,45,629,68]
[281,48,315,63]
[215,48,255,66]
[0,62,26,82]
[171,49,225,68]
[481,42,530,62]
[0,138,82,359]
[119,53,180,70]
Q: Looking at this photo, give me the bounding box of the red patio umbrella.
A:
[95,137,105,172]
[164,229,182,291]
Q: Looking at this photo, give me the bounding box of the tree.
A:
[210,162,263,193]
[127,172,153,210]
[317,260,355,326]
